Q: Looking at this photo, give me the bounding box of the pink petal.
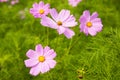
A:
[63,21,77,27]
[41,16,58,29]
[46,52,56,60]
[90,12,98,20]
[43,46,50,54]
[24,58,39,67]
[39,1,44,7]
[26,49,38,59]
[88,27,97,36]
[83,27,89,35]
[83,10,90,21]
[46,60,56,68]
[69,0,81,7]
[57,26,66,34]
[79,15,87,23]
[35,44,43,56]
[33,3,39,8]
[83,10,90,18]
[30,63,42,76]
[57,10,70,22]
[80,23,85,32]
[34,14,42,18]
[44,49,56,59]
[92,23,103,32]
[44,49,54,56]
[50,8,58,21]
[40,62,50,73]
[63,15,77,27]
[30,8,38,14]
[91,18,101,23]
[80,23,89,35]
[65,15,75,22]
[43,3,50,10]
[64,28,75,39]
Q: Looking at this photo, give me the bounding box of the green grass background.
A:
[0,0,120,80]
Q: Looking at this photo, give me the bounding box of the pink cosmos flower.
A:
[30,1,50,18]
[41,8,78,39]
[79,10,103,36]
[68,0,82,7]
[0,0,8,2]
[24,44,57,76]
[11,0,19,5]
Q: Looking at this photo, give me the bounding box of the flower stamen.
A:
[86,22,92,28]
[57,21,62,26]
[38,56,45,62]
[39,9,44,14]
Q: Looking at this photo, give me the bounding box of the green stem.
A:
[70,34,81,49]
[67,34,80,55]
[66,38,73,55]
[46,28,49,45]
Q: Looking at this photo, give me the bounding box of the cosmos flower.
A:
[68,0,82,7]
[11,0,19,5]
[0,0,8,2]
[41,8,77,39]
[79,10,103,36]
[24,44,57,76]
[30,1,50,18]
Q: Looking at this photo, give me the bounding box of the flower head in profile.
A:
[24,44,57,76]
[41,8,77,39]
[79,10,103,36]
[30,1,50,18]
[68,0,82,7]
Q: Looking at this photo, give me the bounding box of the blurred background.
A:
[0,0,120,80]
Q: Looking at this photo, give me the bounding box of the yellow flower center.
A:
[86,22,92,28]
[39,9,44,14]
[38,56,45,62]
[57,21,62,26]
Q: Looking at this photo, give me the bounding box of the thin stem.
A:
[46,28,49,45]
[69,33,81,50]
[55,36,59,49]
[66,38,73,55]
[65,33,81,55]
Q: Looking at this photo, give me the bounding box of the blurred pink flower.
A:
[24,44,57,76]
[79,10,103,36]
[30,1,50,18]
[68,0,82,7]
[0,0,8,2]
[11,0,19,5]
[41,8,77,39]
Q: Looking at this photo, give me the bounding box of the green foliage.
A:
[0,0,120,80]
